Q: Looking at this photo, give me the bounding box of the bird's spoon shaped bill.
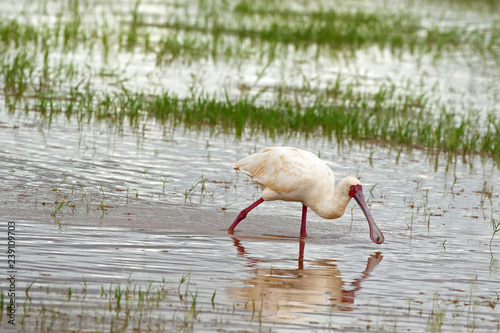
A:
[350,185,385,244]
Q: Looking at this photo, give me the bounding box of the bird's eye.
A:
[350,186,354,190]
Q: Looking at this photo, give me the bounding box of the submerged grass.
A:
[2,1,499,332]
[0,0,498,65]
[0,0,499,165]
[161,0,500,55]
[6,73,500,162]
[13,274,500,332]
[17,276,206,332]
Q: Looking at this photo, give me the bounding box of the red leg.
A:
[300,204,308,237]
[228,197,265,230]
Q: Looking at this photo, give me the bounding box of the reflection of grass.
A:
[372,280,497,332]
[426,293,446,332]
[489,203,500,250]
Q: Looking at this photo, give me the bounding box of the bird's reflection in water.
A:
[228,236,383,322]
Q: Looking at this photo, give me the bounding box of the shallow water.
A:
[1,0,500,331]
[2,0,498,116]
[1,106,500,331]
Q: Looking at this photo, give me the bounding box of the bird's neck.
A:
[310,178,352,219]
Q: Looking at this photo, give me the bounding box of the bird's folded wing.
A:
[234,148,309,193]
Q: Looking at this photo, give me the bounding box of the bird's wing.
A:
[233,148,279,186]
[234,147,330,195]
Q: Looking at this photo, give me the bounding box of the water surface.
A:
[1,0,499,331]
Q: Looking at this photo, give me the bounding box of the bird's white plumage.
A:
[234,147,359,219]
[231,146,385,244]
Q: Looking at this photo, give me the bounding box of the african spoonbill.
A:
[228,147,384,244]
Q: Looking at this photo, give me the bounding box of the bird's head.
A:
[346,176,385,245]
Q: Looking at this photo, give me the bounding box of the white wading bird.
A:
[228,147,385,244]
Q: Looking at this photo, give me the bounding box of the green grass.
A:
[1,0,498,64]
[16,275,263,332]
[1,0,499,165]
[13,273,500,332]
[2,49,499,161]
[18,276,190,332]
[1,51,36,95]
[5,72,499,161]
[1,47,499,164]
[3,3,499,333]
[148,0,500,56]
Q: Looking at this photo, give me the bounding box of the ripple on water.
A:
[1,31,500,333]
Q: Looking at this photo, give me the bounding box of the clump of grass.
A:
[117,91,499,160]
[0,19,41,50]
[16,275,223,332]
[4,69,500,163]
[1,0,498,69]
[1,50,36,96]
[51,200,70,217]
[491,221,500,245]
[143,0,500,56]
[1,0,499,167]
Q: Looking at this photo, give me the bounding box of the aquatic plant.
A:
[3,63,500,162]
[1,1,498,168]
[13,271,500,333]
[0,0,498,65]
